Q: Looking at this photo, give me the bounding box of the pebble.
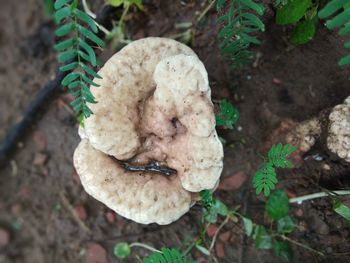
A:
[215,242,225,258]
[105,211,116,224]
[85,243,108,263]
[74,205,88,221]
[218,171,247,191]
[33,153,48,166]
[0,228,10,247]
[206,224,218,237]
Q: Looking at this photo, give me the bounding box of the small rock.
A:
[219,231,231,242]
[295,208,303,217]
[272,78,282,85]
[215,242,225,258]
[0,228,10,247]
[218,171,247,191]
[33,153,48,166]
[74,205,88,221]
[308,214,329,235]
[194,251,206,263]
[33,130,46,150]
[11,203,22,216]
[206,224,218,237]
[105,211,116,224]
[85,243,108,263]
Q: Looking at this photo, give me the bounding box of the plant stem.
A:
[279,235,325,257]
[129,242,161,254]
[118,3,130,31]
[196,0,216,24]
[209,215,230,251]
[82,0,96,18]
[289,190,350,204]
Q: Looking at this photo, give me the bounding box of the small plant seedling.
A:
[215,99,239,129]
[253,143,296,196]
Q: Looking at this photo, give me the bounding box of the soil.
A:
[0,0,349,263]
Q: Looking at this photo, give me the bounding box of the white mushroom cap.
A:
[74,140,192,225]
[73,38,223,224]
[327,96,350,162]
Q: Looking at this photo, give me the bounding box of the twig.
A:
[82,0,96,18]
[118,160,177,176]
[289,190,350,204]
[196,0,216,24]
[129,242,161,253]
[209,215,230,251]
[59,192,91,234]
[279,235,325,257]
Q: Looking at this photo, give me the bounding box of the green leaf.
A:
[290,19,316,45]
[325,9,350,29]
[59,61,78,71]
[277,216,296,234]
[61,72,81,86]
[266,190,289,220]
[143,248,195,263]
[77,25,105,47]
[215,200,229,216]
[253,162,277,196]
[268,143,296,168]
[54,0,71,10]
[54,38,75,51]
[242,217,253,236]
[215,99,239,129]
[273,241,293,261]
[333,202,350,222]
[200,190,215,208]
[113,242,131,259]
[318,0,349,19]
[54,6,71,23]
[74,9,98,33]
[78,39,97,66]
[195,244,211,256]
[55,22,75,37]
[242,0,264,16]
[276,0,312,25]
[57,50,76,62]
[253,226,272,249]
[79,63,102,78]
[339,54,350,66]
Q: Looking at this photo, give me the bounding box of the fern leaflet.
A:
[216,0,265,68]
[268,143,296,168]
[253,143,296,196]
[319,0,350,76]
[54,0,105,119]
[143,248,196,263]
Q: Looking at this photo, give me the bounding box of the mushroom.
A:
[73,38,223,225]
[327,96,350,162]
[285,96,350,162]
[286,118,321,152]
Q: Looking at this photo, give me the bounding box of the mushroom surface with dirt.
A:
[74,37,223,225]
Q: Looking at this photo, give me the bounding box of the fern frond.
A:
[318,0,350,76]
[143,248,196,263]
[253,163,277,196]
[217,0,265,68]
[268,143,296,168]
[54,0,105,119]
